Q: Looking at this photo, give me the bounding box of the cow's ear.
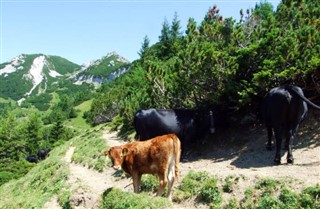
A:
[122,148,128,157]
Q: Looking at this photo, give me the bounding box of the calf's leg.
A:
[156,173,167,198]
[132,173,142,193]
[167,167,175,201]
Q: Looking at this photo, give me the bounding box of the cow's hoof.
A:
[287,158,294,164]
[273,158,281,165]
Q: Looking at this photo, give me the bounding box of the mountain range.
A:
[0,52,130,107]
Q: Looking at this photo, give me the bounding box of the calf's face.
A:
[107,146,127,170]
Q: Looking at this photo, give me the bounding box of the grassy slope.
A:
[0,98,10,103]
[0,143,71,209]
[65,99,92,130]
[0,125,109,209]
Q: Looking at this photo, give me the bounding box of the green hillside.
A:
[0,54,81,102]
[45,55,80,75]
[65,99,93,130]
[80,53,129,77]
[0,53,130,112]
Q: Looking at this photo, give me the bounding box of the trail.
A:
[43,131,132,209]
[67,132,132,209]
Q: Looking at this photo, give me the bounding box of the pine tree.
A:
[49,111,65,144]
[23,113,43,154]
[138,35,150,58]
[170,12,182,39]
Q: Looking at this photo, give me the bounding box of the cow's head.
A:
[196,110,215,134]
[107,146,128,170]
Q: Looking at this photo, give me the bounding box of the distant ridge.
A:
[0,52,131,107]
[73,51,130,85]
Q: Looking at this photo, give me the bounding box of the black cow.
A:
[37,148,51,160]
[134,108,215,155]
[25,155,38,163]
[262,85,320,164]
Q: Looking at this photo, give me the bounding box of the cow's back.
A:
[264,86,307,127]
[124,134,181,176]
[134,109,180,140]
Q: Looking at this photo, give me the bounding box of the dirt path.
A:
[66,133,132,209]
[43,131,132,209]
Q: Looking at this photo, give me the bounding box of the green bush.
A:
[0,158,35,186]
[255,178,280,197]
[241,187,258,209]
[179,171,209,197]
[279,188,299,209]
[226,197,239,209]
[140,174,159,193]
[199,178,222,209]
[172,188,191,203]
[100,188,172,209]
[257,196,284,209]
[299,185,320,209]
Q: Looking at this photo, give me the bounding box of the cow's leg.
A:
[166,164,176,201]
[157,173,167,197]
[266,126,273,150]
[132,173,142,193]
[167,176,175,201]
[286,127,297,164]
[273,127,282,165]
[284,125,290,150]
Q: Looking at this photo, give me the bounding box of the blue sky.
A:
[0,0,280,65]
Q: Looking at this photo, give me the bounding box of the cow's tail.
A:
[290,86,320,110]
[172,134,181,179]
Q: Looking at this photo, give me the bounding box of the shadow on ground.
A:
[183,110,320,169]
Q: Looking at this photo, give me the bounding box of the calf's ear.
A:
[122,148,128,157]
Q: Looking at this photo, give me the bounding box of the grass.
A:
[100,188,172,209]
[70,127,108,172]
[49,92,60,104]
[0,142,71,209]
[223,175,240,193]
[65,99,92,130]
[0,97,11,103]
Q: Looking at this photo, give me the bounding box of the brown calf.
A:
[102,134,181,200]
